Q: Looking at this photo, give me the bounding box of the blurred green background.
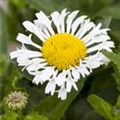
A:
[0,0,120,120]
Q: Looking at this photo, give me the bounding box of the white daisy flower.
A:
[10,9,114,100]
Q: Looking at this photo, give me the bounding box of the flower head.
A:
[5,91,28,110]
[10,9,114,100]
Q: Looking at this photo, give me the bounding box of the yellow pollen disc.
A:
[41,33,87,71]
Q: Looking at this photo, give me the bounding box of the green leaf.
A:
[37,79,85,120]
[96,4,120,19]
[26,0,68,14]
[116,94,120,108]
[0,9,8,54]
[114,113,120,120]
[112,65,120,91]
[87,94,113,120]
[24,112,49,120]
[0,54,7,76]
[0,9,9,90]
[103,51,120,75]
[1,111,18,120]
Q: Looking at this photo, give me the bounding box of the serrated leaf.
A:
[103,51,120,75]
[87,94,113,120]
[37,79,84,120]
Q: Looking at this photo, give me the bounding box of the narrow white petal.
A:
[82,23,102,43]
[17,33,41,49]
[10,46,42,60]
[39,67,55,82]
[71,68,80,80]
[66,79,78,92]
[17,33,32,44]
[98,53,110,65]
[51,11,61,33]
[58,88,67,100]
[84,53,102,70]
[26,62,47,72]
[55,71,67,86]
[78,22,95,39]
[99,41,114,52]
[23,21,45,42]
[66,10,79,33]
[45,80,56,95]
[66,80,72,92]
[36,11,55,35]
[61,8,69,33]
[77,61,90,77]
[87,45,100,54]
[71,16,87,34]
[33,74,43,85]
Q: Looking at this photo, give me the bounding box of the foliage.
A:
[88,94,120,120]
[0,0,120,120]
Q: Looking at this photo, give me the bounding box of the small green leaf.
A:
[1,111,18,120]
[116,94,120,108]
[37,79,85,120]
[88,94,113,120]
[24,112,49,120]
[103,51,120,75]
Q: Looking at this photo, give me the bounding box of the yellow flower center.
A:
[41,33,87,71]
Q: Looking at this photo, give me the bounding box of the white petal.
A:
[66,79,78,92]
[71,16,87,34]
[45,80,56,95]
[86,35,110,47]
[51,11,61,33]
[58,88,67,100]
[55,71,67,86]
[99,41,114,52]
[77,62,90,77]
[60,8,69,33]
[17,33,41,49]
[33,74,43,85]
[35,11,55,35]
[23,21,45,42]
[98,53,110,65]
[82,23,102,43]
[71,68,80,80]
[78,22,95,39]
[17,33,32,44]
[66,10,79,33]
[38,67,55,82]
[10,46,42,61]
[26,62,47,72]
[87,45,100,54]
[84,54,102,69]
